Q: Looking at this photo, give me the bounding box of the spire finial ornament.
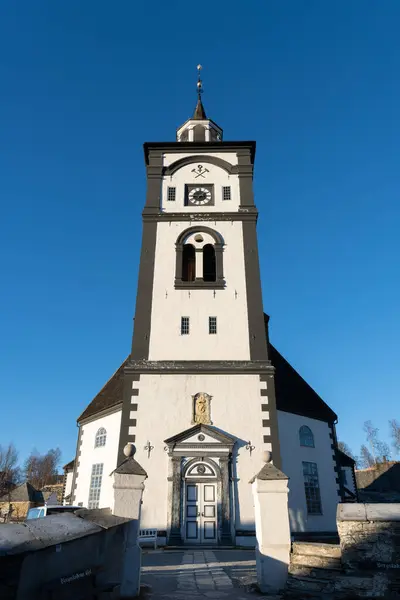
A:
[193,64,207,120]
[197,64,203,97]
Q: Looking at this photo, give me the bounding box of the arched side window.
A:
[299,426,315,448]
[203,244,216,282]
[182,244,196,282]
[175,226,225,289]
[95,427,107,448]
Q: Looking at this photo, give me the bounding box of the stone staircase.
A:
[286,541,343,597]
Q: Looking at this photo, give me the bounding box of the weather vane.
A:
[197,64,203,97]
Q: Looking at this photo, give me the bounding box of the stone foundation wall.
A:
[337,503,400,598]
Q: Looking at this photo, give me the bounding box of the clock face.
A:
[188,187,212,205]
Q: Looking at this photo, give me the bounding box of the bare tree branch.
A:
[24,448,61,490]
[362,420,391,463]
[359,444,375,468]
[389,419,400,455]
[0,443,21,497]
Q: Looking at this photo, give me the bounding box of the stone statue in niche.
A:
[192,392,212,425]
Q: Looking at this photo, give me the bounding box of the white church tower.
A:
[117,66,282,545]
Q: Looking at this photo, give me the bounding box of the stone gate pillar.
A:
[112,443,147,599]
[250,453,291,594]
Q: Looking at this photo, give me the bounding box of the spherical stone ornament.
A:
[123,443,136,458]
[262,450,272,464]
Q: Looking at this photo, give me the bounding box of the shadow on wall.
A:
[288,508,306,533]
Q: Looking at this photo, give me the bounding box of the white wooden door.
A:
[184,482,217,543]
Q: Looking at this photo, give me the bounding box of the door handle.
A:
[197,512,200,517]
[201,512,204,517]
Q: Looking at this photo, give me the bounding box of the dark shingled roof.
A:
[63,459,75,471]
[0,482,40,502]
[77,358,128,423]
[270,343,337,423]
[337,449,356,466]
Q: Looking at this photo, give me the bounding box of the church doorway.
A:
[184,462,218,544]
[164,424,235,546]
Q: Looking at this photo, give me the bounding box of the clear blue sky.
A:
[1,1,399,468]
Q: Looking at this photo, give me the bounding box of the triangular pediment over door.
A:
[164,424,236,457]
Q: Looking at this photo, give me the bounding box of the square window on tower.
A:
[209,317,217,334]
[181,317,190,335]
[222,186,231,201]
[167,186,176,201]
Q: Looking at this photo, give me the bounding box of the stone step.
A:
[286,573,376,598]
[286,575,335,595]
[289,564,341,579]
[292,541,341,559]
[290,553,342,570]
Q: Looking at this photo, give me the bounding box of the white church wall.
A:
[133,373,268,535]
[148,220,250,361]
[161,159,240,213]
[277,410,339,532]
[63,470,74,505]
[74,409,121,510]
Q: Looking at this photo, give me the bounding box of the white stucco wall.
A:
[277,411,339,532]
[148,220,250,361]
[63,470,74,505]
[131,373,271,534]
[161,157,240,213]
[73,410,121,510]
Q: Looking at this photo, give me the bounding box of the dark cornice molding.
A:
[142,211,258,222]
[143,141,256,165]
[125,360,274,375]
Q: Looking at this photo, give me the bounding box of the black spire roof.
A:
[193,95,207,120]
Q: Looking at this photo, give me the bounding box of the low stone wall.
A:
[337,503,400,598]
[0,509,132,599]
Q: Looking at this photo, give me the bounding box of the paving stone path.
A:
[141,548,261,599]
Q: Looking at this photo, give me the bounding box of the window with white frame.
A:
[209,316,217,334]
[302,461,322,514]
[88,463,103,509]
[222,186,231,201]
[181,317,190,335]
[299,425,315,448]
[167,187,176,201]
[94,427,107,448]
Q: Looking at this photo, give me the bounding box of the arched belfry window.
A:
[299,426,314,448]
[203,244,216,282]
[175,226,225,289]
[193,124,206,142]
[182,244,196,282]
[95,427,107,448]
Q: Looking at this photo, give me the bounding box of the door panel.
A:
[203,520,216,539]
[184,481,217,544]
[204,485,215,502]
[186,521,198,540]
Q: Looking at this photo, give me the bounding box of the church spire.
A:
[193,64,207,120]
[176,65,223,142]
